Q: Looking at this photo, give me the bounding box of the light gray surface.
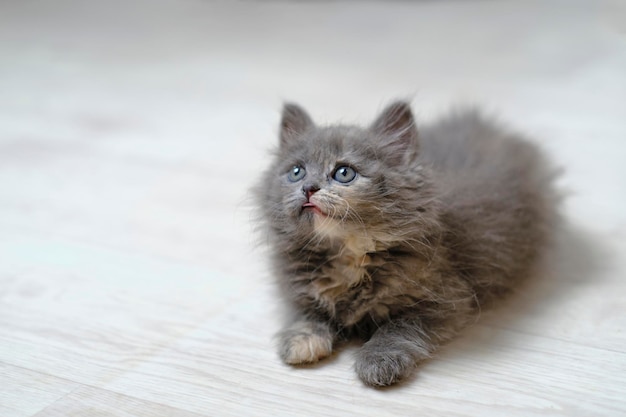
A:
[1,1,625,416]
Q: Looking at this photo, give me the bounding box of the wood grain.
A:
[34,387,206,417]
[0,364,79,417]
[1,0,625,416]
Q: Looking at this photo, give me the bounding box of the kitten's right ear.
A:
[280,102,313,147]
[371,101,419,165]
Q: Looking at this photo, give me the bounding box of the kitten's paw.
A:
[278,322,333,365]
[355,347,415,387]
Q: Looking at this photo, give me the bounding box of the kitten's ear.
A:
[371,101,419,163]
[280,102,314,147]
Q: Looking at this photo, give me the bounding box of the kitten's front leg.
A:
[278,319,334,365]
[355,318,436,387]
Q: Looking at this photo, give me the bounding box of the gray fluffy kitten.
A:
[258,101,558,387]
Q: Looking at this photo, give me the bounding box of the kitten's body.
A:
[258,102,557,387]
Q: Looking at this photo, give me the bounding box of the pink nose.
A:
[303,184,320,199]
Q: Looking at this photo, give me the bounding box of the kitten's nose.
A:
[303,184,320,199]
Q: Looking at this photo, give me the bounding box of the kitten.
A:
[257,101,558,387]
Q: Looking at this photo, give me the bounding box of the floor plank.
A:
[0,363,79,417]
[34,386,205,417]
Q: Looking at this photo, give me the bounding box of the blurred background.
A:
[1,1,625,416]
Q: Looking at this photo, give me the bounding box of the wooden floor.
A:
[1,0,625,415]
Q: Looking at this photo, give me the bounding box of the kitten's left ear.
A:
[280,102,314,147]
[371,101,419,162]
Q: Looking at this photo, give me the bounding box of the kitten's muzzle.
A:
[301,201,325,215]
[301,183,325,215]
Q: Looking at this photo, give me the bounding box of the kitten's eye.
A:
[287,165,306,182]
[333,166,357,184]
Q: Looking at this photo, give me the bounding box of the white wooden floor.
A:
[1,0,625,416]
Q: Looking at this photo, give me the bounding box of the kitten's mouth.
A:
[302,202,325,216]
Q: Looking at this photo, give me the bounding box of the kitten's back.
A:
[419,110,558,302]
[419,110,553,202]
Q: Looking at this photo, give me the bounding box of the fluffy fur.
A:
[257,101,558,387]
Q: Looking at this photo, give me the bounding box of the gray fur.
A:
[256,101,559,387]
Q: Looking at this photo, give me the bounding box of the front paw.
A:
[355,346,415,387]
[278,322,333,365]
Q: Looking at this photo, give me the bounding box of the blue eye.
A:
[287,165,306,182]
[333,166,357,183]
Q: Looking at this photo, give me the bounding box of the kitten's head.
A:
[259,101,438,249]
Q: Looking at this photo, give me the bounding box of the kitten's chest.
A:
[307,234,388,324]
